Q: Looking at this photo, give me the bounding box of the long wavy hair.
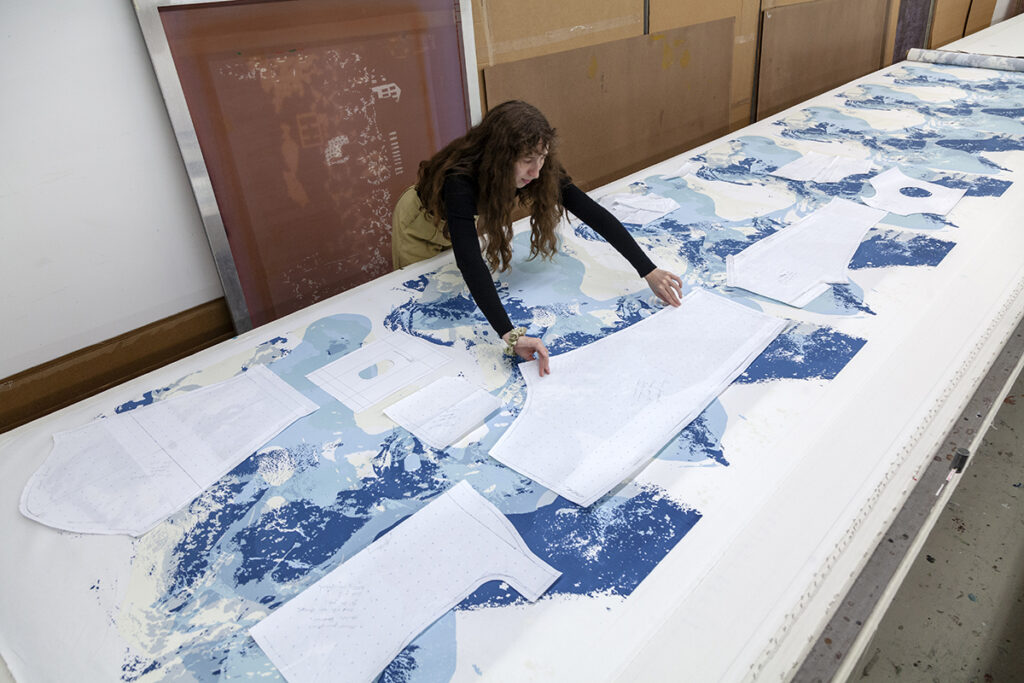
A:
[416,100,566,272]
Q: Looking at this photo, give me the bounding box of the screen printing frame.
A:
[131,0,482,333]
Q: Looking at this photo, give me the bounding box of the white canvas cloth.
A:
[306,332,451,412]
[384,375,502,450]
[726,198,888,307]
[489,289,786,507]
[597,192,680,225]
[861,167,968,216]
[250,480,559,683]
[20,365,317,536]
[771,151,874,183]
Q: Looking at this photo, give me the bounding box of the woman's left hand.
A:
[644,268,683,307]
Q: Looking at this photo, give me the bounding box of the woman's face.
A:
[514,147,547,188]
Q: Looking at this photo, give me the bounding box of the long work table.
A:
[2,40,1024,682]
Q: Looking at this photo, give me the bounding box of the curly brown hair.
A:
[416,100,566,272]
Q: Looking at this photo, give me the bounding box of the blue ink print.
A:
[385,293,484,345]
[459,486,700,608]
[166,478,257,598]
[850,230,955,269]
[738,324,867,383]
[657,400,730,467]
[982,107,1024,120]
[937,135,1024,154]
[115,390,160,413]
[573,222,601,241]
[379,612,457,683]
[829,283,876,316]
[932,173,1012,198]
[358,363,383,379]
[401,275,430,292]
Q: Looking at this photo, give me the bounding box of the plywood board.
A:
[757,0,889,120]
[761,0,820,8]
[966,0,1000,35]
[484,19,734,190]
[649,0,760,131]
[882,0,903,65]
[470,0,642,67]
[650,0,748,27]
[942,11,1024,56]
[929,0,973,47]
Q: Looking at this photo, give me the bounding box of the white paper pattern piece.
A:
[861,167,968,216]
[489,289,786,507]
[384,376,501,450]
[19,366,317,536]
[598,192,680,225]
[771,151,874,183]
[660,160,701,179]
[726,198,888,307]
[306,333,451,412]
[250,480,559,683]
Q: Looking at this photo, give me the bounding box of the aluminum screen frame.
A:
[132,0,482,333]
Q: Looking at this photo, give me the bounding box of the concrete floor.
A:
[851,370,1024,682]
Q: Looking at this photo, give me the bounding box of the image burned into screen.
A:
[160,0,471,326]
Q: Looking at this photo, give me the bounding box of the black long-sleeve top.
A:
[442,174,657,337]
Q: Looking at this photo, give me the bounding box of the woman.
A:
[392,100,683,375]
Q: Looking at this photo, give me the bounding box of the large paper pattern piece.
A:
[489,289,787,507]
[597,192,680,225]
[19,365,317,536]
[771,151,874,182]
[384,375,502,450]
[861,167,968,216]
[250,480,560,683]
[725,198,887,307]
[306,332,451,412]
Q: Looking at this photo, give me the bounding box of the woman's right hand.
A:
[505,332,551,376]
